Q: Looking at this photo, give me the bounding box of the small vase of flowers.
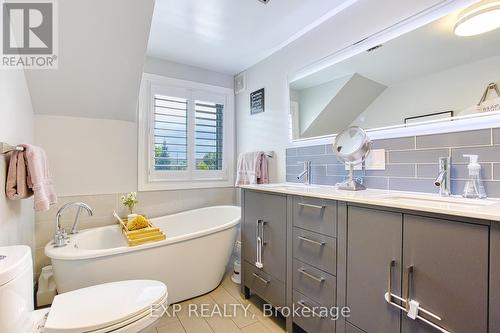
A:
[121,192,139,221]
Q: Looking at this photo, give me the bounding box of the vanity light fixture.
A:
[454,0,500,36]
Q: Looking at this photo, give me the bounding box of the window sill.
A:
[138,179,235,191]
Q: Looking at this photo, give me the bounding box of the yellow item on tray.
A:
[126,215,150,231]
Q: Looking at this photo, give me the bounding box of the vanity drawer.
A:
[293,197,337,237]
[293,290,336,333]
[293,228,337,275]
[244,261,285,308]
[293,259,336,307]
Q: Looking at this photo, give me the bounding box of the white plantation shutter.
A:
[153,94,188,171]
[195,100,224,171]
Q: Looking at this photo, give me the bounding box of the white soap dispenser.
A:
[463,154,487,199]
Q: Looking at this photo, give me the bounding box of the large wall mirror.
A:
[289,2,500,140]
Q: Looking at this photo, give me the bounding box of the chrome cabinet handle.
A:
[384,263,451,333]
[405,265,414,311]
[298,268,325,283]
[297,202,325,210]
[252,272,270,284]
[298,236,325,246]
[255,220,264,269]
[297,300,325,318]
[261,221,266,245]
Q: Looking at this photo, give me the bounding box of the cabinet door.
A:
[490,223,500,333]
[346,206,403,333]
[402,215,488,333]
[243,190,287,282]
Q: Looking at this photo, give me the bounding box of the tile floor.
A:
[152,270,286,333]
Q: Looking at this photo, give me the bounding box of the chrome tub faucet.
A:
[54,202,94,247]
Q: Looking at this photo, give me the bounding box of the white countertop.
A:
[240,183,500,222]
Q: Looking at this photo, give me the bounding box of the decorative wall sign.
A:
[250,88,265,115]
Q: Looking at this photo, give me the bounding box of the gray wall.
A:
[287,128,500,197]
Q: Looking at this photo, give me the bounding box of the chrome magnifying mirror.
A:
[332,126,371,191]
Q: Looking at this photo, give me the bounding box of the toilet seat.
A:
[42,280,168,333]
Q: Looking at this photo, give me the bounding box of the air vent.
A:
[235,72,246,94]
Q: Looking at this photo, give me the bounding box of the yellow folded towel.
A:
[126,215,150,231]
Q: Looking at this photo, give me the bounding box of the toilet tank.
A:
[0,245,34,333]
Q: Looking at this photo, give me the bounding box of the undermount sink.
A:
[379,193,497,208]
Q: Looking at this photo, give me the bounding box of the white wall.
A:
[34,115,137,196]
[353,54,500,129]
[0,69,35,248]
[235,0,459,182]
[144,57,234,89]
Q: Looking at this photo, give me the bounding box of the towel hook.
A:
[1,142,24,155]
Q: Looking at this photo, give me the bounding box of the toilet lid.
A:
[44,280,167,333]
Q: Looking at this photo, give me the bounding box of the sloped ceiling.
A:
[25,0,155,122]
[300,74,386,137]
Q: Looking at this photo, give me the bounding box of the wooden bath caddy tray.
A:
[113,212,166,246]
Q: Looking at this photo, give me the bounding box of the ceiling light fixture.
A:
[257,0,271,4]
[454,0,500,36]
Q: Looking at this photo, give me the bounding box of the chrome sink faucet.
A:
[435,157,451,197]
[54,202,94,247]
[297,161,311,185]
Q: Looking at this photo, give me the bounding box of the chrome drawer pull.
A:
[298,236,325,246]
[297,300,326,318]
[252,272,270,284]
[298,268,325,283]
[298,203,325,210]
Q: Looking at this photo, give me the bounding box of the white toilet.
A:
[0,245,168,333]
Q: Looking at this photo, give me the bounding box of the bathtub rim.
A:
[45,205,240,261]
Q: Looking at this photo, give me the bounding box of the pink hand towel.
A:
[235,151,269,186]
[6,150,33,200]
[20,144,57,212]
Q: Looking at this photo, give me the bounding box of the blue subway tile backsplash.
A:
[286,128,500,197]
[493,128,500,145]
[388,148,450,164]
[415,129,491,149]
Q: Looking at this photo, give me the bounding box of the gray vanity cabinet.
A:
[241,189,493,333]
[346,206,489,333]
[242,190,287,303]
[401,215,488,333]
[346,206,403,333]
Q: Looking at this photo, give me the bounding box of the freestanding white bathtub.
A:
[45,206,240,304]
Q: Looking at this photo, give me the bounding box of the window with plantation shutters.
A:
[139,74,235,190]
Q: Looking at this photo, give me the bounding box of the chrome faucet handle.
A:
[54,230,66,248]
[60,228,68,239]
